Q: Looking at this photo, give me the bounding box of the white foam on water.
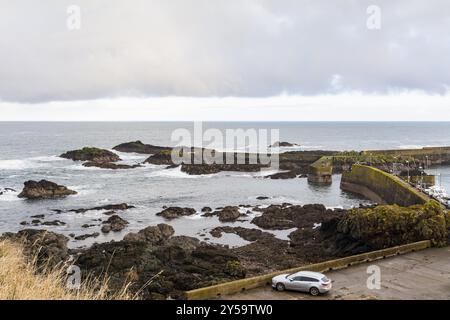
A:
[185,212,204,220]
[0,190,22,202]
[112,151,148,162]
[67,185,96,196]
[0,159,44,170]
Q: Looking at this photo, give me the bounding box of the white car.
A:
[272,271,332,296]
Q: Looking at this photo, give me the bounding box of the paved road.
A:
[223,247,450,300]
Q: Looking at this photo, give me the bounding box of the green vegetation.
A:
[224,260,245,277]
[338,201,448,247]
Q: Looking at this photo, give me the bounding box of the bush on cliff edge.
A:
[337,201,448,248]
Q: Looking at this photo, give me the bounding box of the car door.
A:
[289,276,309,292]
[303,276,320,291]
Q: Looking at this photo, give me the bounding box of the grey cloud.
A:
[1,0,450,102]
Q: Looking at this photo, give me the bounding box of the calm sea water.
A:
[1,122,449,248]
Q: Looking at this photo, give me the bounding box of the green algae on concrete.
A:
[308,156,333,184]
[340,164,430,206]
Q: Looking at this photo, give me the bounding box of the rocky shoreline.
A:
[2,200,448,299]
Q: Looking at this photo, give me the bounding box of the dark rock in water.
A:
[75,225,245,299]
[101,215,129,233]
[256,196,269,200]
[64,203,134,214]
[82,224,96,228]
[31,214,45,219]
[31,219,41,224]
[205,206,241,222]
[42,220,66,226]
[265,171,298,179]
[181,163,263,175]
[210,226,274,242]
[18,180,77,199]
[101,224,112,233]
[113,141,171,154]
[270,141,299,147]
[74,232,100,241]
[201,206,212,213]
[123,223,175,244]
[83,161,141,170]
[144,152,174,165]
[102,210,116,216]
[0,229,69,266]
[156,207,196,220]
[20,221,29,225]
[60,147,120,163]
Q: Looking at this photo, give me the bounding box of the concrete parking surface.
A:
[223,247,450,300]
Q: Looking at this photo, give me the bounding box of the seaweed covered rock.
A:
[60,147,120,163]
[18,180,77,199]
[337,201,448,247]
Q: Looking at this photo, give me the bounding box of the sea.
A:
[1,122,449,248]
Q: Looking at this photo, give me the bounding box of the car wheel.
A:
[309,287,320,296]
[276,283,285,292]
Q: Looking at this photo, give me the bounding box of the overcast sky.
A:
[1,0,450,120]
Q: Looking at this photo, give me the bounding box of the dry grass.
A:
[0,240,134,300]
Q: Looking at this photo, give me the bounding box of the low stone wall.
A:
[340,164,430,206]
[363,146,450,166]
[184,240,431,300]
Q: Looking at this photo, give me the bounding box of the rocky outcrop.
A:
[270,141,299,147]
[83,162,141,170]
[156,207,196,220]
[60,147,120,163]
[101,215,129,233]
[143,151,174,166]
[203,206,242,222]
[74,232,100,241]
[181,163,263,175]
[59,203,135,214]
[18,180,77,199]
[210,226,274,242]
[113,141,171,154]
[0,229,69,266]
[265,171,298,179]
[75,224,245,299]
[123,224,175,243]
[251,204,341,230]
